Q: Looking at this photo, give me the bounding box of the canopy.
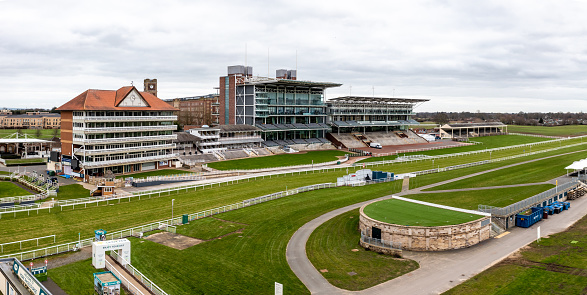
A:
[565,158,587,170]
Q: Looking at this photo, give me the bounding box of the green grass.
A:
[427,151,587,190]
[0,169,350,246]
[115,169,191,179]
[359,135,551,163]
[0,128,60,139]
[52,181,404,295]
[363,199,483,226]
[444,214,587,295]
[407,185,554,210]
[4,158,46,165]
[0,181,31,198]
[49,258,126,295]
[0,171,11,175]
[56,184,91,200]
[508,125,587,137]
[307,209,418,290]
[177,217,246,240]
[207,150,349,170]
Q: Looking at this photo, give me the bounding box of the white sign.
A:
[537,226,541,242]
[92,238,131,269]
[275,282,283,295]
[12,262,48,295]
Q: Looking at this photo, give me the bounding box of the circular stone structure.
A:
[359,198,491,252]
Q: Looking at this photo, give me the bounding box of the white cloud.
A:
[0,0,586,112]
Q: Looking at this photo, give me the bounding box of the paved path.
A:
[106,255,153,295]
[286,150,587,294]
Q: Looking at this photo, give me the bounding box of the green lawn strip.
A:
[177,217,245,240]
[0,181,31,198]
[508,125,587,137]
[361,137,586,173]
[521,213,587,269]
[358,135,552,163]
[5,158,46,165]
[55,184,91,200]
[406,185,554,210]
[53,182,403,295]
[306,209,418,290]
[363,199,483,226]
[444,214,587,295]
[48,258,127,295]
[0,171,12,175]
[207,150,349,170]
[427,151,587,190]
[114,169,192,179]
[0,129,60,139]
[0,170,349,246]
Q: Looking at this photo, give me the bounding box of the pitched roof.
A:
[56,86,178,111]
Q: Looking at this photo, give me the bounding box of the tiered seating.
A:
[293,139,307,144]
[306,138,321,144]
[262,141,279,147]
[254,148,272,155]
[223,150,249,160]
[317,138,331,143]
[327,133,365,148]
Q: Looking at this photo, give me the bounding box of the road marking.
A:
[495,231,510,239]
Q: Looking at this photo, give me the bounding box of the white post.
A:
[537,226,541,242]
[172,199,175,224]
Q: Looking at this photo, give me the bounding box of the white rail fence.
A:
[0,235,56,253]
[105,258,146,295]
[110,250,168,295]
[0,182,336,261]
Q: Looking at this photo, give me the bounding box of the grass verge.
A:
[0,181,31,198]
[307,208,418,290]
[508,125,587,137]
[444,213,587,295]
[207,150,349,170]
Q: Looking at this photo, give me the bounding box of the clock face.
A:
[149,84,154,90]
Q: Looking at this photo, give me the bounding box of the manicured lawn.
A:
[177,217,246,240]
[207,150,349,170]
[0,181,31,198]
[49,258,127,295]
[0,171,12,175]
[407,184,554,210]
[56,184,91,200]
[115,169,191,179]
[359,135,551,163]
[508,125,587,137]
[363,199,483,226]
[5,158,46,165]
[427,151,587,190]
[307,209,418,290]
[0,128,60,139]
[51,181,404,295]
[444,214,587,295]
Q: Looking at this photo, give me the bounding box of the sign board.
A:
[12,261,48,295]
[31,266,47,275]
[95,229,107,242]
[275,282,283,295]
[92,238,131,269]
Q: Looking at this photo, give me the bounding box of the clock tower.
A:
[144,78,157,97]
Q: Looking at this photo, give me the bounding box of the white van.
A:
[369,142,382,149]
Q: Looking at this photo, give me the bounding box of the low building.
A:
[0,112,60,129]
[164,94,220,127]
[438,122,507,139]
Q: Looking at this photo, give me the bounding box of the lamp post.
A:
[171,199,175,224]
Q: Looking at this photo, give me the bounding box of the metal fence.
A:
[478,180,580,217]
[105,258,146,295]
[110,250,168,295]
[360,231,402,250]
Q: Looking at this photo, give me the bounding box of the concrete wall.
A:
[359,205,491,251]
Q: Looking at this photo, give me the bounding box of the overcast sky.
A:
[1,0,586,112]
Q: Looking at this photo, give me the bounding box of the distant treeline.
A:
[416,112,587,126]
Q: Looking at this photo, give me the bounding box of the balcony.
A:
[73,125,177,134]
[73,116,177,122]
[73,134,176,144]
[74,143,176,156]
[82,153,179,169]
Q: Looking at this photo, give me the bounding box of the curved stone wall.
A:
[359,203,491,251]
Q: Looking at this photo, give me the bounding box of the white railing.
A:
[110,251,168,295]
[508,132,565,139]
[105,258,146,295]
[82,153,178,168]
[73,125,177,133]
[73,115,177,121]
[75,143,177,156]
[74,134,176,144]
[132,173,203,184]
[0,235,56,253]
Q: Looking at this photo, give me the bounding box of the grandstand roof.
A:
[243,77,341,88]
[441,122,505,128]
[327,96,429,103]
